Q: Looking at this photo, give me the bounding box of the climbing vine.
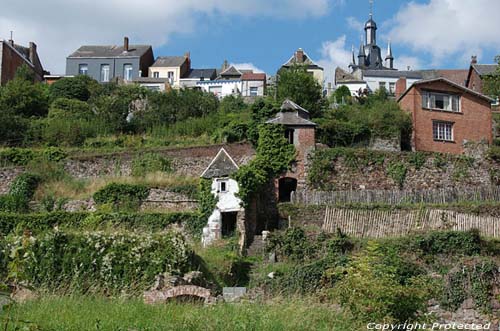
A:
[233,124,296,204]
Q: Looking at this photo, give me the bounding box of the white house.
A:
[200,148,243,247]
[197,80,242,99]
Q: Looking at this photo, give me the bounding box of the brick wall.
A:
[399,80,492,154]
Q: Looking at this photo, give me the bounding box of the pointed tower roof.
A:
[201,148,239,179]
[358,42,366,57]
[350,45,356,66]
[385,41,394,60]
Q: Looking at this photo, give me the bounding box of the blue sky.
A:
[2,0,499,82]
[154,0,499,78]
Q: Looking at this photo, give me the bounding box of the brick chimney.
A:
[395,77,407,99]
[29,42,37,65]
[471,55,478,64]
[184,51,191,69]
[123,36,129,52]
[295,48,304,63]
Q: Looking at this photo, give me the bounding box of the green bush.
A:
[0,147,67,166]
[0,211,199,236]
[387,161,408,188]
[131,153,172,177]
[48,75,99,102]
[0,194,29,213]
[4,230,193,293]
[411,230,481,256]
[93,183,150,211]
[486,145,500,162]
[9,172,41,199]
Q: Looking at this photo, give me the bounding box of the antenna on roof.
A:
[9,30,13,41]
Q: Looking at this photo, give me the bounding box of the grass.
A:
[35,172,199,201]
[2,296,356,331]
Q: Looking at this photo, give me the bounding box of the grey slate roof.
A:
[183,69,217,80]
[151,56,187,67]
[219,66,242,77]
[132,77,169,83]
[68,45,151,58]
[282,50,323,69]
[472,64,498,76]
[266,111,317,126]
[201,148,239,179]
[266,100,316,126]
[362,69,423,79]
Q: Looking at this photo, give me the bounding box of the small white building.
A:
[197,80,242,99]
[200,148,243,247]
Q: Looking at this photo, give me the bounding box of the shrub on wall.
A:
[93,183,150,211]
[4,230,193,293]
[131,153,172,177]
[0,211,200,235]
[0,147,67,166]
[9,173,41,200]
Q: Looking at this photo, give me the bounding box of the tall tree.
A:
[483,55,500,100]
[277,65,325,118]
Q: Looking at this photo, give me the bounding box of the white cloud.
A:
[0,0,332,73]
[346,17,363,31]
[317,35,353,84]
[394,56,423,71]
[388,0,500,65]
[231,63,266,74]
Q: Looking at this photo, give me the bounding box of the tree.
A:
[0,70,49,117]
[48,75,100,102]
[331,85,352,104]
[277,65,325,118]
[483,55,500,99]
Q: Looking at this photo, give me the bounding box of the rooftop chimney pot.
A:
[124,37,129,52]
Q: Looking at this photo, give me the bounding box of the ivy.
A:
[233,124,295,204]
[189,179,218,235]
[387,161,407,189]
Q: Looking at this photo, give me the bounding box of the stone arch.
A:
[144,285,213,305]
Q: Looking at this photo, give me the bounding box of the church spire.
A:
[365,0,377,45]
[351,45,356,66]
[385,40,394,69]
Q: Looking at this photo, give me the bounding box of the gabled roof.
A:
[266,111,317,126]
[420,69,469,86]
[397,77,494,103]
[282,49,323,70]
[471,64,498,76]
[335,67,365,84]
[151,56,188,67]
[266,99,316,126]
[219,65,242,77]
[241,72,266,81]
[201,148,240,179]
[182,68,217,80]
[68,45,151,58]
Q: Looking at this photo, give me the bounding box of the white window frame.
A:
[422,91,461,113]
[379,81,386,90]
[153,71,159,78]
[389,82,396,95]
[78,64,88,75]
[100,64,110,82]
[433,121,454,142]
[249,86,259,96]
[123,64,133,81]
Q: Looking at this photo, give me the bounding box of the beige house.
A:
[148,53,190,88]
[280,48,324,88]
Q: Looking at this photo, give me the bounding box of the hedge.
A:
[0,211,200,236]
[3,230,193,293]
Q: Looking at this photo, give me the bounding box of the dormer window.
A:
[422,91,460,112]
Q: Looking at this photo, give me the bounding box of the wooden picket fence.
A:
[322,208,500,238]
[291,186,500,205]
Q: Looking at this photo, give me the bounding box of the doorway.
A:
[278,177,298,202]
[221,212,238,237]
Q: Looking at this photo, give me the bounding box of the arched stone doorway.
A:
[278,177,298,202]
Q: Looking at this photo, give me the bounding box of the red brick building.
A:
[266,99,316,201]
[0,39,44,85]
[465,57,498,95]
[397,77,493,155]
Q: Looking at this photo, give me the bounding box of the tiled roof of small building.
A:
[201,148,239,179]
[182,69,217,79]
[241,73,266,81]
[335,67,365,84]
[266,99,317,126]
[472,64,498,76]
